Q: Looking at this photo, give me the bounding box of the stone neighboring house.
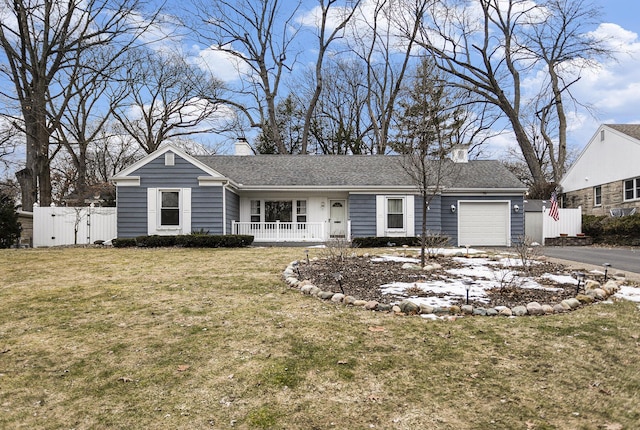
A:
[561,124,640,216]
[110,142,527,246]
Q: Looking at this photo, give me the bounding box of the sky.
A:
[3,0,640,178]
[566,0,640,148]
[182,0,640,157]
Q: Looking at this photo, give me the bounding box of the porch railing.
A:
[232,221,326,242]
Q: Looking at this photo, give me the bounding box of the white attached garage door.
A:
[458,201,510,246]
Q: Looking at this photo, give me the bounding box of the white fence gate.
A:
[33,205,117,248]
[525,207,582,245]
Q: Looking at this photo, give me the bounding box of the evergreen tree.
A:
[0,193,21,248]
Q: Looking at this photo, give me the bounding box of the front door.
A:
[329,200,346,238]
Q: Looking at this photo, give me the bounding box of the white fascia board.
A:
[111,176,140,186]
[440,188,527,195]
[198,177,240,188]
[237,185,419,193]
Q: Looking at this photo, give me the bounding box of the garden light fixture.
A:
[575,272,585,295]
[463,280,474,305]
[333,272,344,294]
[603,263,611,281]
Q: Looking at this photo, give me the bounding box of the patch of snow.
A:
[615,286,640,302]
[371,256,421,263]
[542,274,578,285]
[369,249,640,306]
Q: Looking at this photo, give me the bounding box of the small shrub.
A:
[112,238,136,248]
[512,235,540,274]
[117,234,255,248]
[351,235,450,249]
[582,214,640,245]
[351,236,421,248]
[135,235,177,247]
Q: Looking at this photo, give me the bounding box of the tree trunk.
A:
[15,168,36,210]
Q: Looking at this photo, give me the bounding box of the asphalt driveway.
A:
[541,246,640,277]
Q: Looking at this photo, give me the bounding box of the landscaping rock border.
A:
[282,258,625,318]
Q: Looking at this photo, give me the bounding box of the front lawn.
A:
[1,247,639,429]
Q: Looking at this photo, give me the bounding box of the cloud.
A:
[190,45,253,83]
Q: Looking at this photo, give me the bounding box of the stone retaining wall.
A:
[283,258,623,319]
[545,236,593,246]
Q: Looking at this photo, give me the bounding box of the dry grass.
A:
[1,247,640,430]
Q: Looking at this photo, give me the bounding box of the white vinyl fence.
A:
[33,204,117,248]
[525,207,582,245]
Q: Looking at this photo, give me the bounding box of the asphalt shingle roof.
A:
[606,124,640,141]
[195,155,526,190]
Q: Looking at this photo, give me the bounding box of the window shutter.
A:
[376,195,385,237]
[406,196,415,236]
[182,188,192,234]
[147,188,157,235]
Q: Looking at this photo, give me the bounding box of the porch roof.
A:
[195,155,526,190]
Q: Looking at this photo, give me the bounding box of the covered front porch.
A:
[232,220,351,242]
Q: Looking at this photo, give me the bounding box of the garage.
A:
[458,201,510,246]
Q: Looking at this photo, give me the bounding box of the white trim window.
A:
[250,200,261,223]
[594,186,602,207]
[147,188,191,235]
[376,195,415,237]
[387,198,404,230]
[296,200,307,228]
[624,178,640,201]
[160,191,180,226]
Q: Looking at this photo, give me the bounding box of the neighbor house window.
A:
[624,178,640,201]
[160,191,180,226]
[387,198,404,229]
[594,186,602,206]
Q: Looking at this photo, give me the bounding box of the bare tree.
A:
[415,0,607,197]
[305,58,372,154]
[49,47,125,203]
[346,0,429,154]
[111,48,228,154]
[0,0,158,208]
[394,57,465,267]
[0,122,19,171]
[194,0,302,154]
[299,0,361,154]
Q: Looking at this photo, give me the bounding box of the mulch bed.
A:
[296,255,583,308]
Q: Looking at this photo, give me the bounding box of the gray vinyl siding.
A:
[440,195,525,246]
[191,187,223,234]
[349,194,376,237]
[116,186,148,238]
[226,188,240,234]
[510,195,525,241]
[116,153,225,237]
[414,195,442,235]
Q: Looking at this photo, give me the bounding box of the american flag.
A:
[549,191,560,221]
